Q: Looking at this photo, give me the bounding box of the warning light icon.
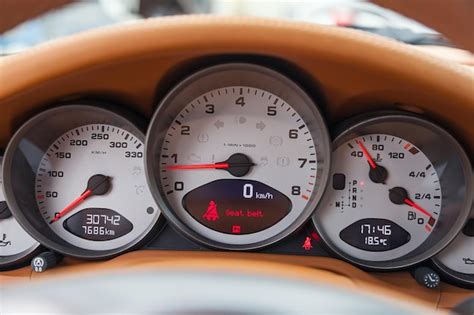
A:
[232,225,241,234]
[302,236,313,251]
[203,200,219,221]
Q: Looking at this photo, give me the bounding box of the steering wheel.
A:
[1,259,434,314]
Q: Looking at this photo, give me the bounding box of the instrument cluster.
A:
[0,63,472,288]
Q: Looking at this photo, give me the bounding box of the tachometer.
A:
[313,113,472,269]
[3,105,162,259]
[0,155,40,270]
[145,63,330,249]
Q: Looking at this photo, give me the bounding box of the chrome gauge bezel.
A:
[431,201,474,289]
[313,113,473,270]
[2,105,163,260]
[145,63,331,250]
[0,234,39,271]
[0,155,41,271]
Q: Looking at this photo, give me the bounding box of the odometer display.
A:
[146,63,331,249]
[63,208,134,241]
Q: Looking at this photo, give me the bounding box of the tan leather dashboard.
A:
[0,16,473,154]
[0,16,473,310]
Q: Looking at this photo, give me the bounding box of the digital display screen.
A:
[183,179,292,234]
[63,208,133,241]
[339,218,411,252]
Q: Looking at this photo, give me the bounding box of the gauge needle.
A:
[49,174,111,224]
[356,139,388,184]
[356,140,376,169]
[166,153,254,177]
[389,187,432,218]
[403,198,432,218]
[166,163,230,170]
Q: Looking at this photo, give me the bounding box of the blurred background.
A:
[0,0,454,54]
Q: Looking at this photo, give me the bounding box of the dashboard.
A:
[0,16,473,312]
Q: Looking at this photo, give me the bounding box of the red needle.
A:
[49,174,111,224]
[166,163,230,170]
[404,198,432,218]
[165,154,254,177]
[356,140,376,169]
[50,190,92,223]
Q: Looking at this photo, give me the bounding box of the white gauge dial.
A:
[317,134,441,262]
[433,215,474,288]
[146,64,331,249]
[437,227,474,274]
[0,218,37,257]
[35,124,159,251]
[161,87,318,243]
[0,157,39,267]
[314,114,472,270]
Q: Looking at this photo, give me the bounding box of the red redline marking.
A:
[37,195,44,199]
[302,195,309,200]
[428,217,436,226]
[404,143,411,150]
[425,225,432,232]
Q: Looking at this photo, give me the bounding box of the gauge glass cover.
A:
[433,207,474,288]
[3,105,161,259]
[0,156,40,269]
[313,114,473,269]
[145,63,331,249]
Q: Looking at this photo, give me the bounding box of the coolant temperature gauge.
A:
[313,113,472,270]
[326,134,440,253]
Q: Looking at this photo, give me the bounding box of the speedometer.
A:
[145,63,331,249]
[35,124,153,251]
[3,105,162,259]
[313,113,473,269]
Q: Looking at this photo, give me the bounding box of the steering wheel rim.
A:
[1,259,437,314]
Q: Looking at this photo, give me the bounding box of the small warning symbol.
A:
[203,200,219,221]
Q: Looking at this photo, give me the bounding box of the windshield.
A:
[0,0,450,54]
